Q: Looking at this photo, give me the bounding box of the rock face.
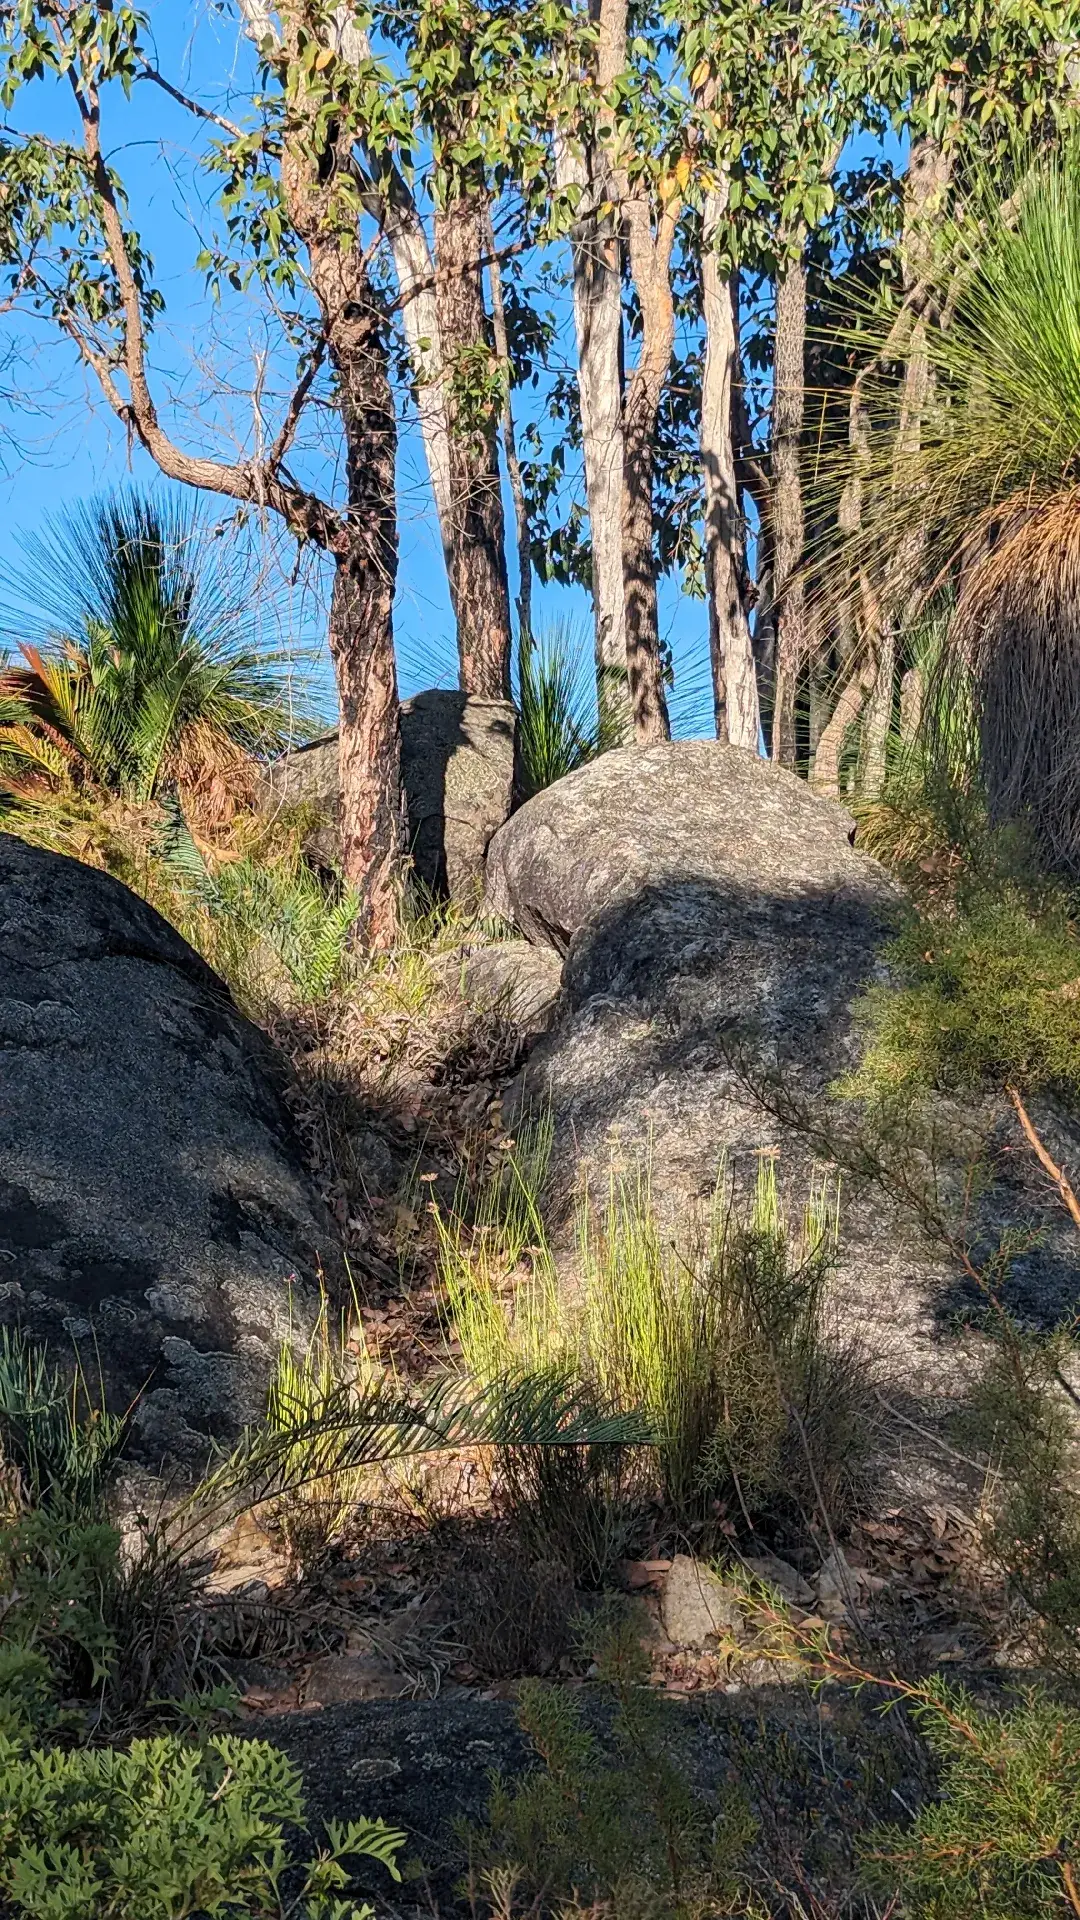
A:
[262,691,517,902]
[486,742,1080,1421]
[488,741,901,1194]
[484,739,878,954]
[437,940,564,1033]
[0,835,336,1473]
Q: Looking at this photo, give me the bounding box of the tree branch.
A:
[1007,1087,1080,1233]
[66,69,342,550]
[139,66,244,139]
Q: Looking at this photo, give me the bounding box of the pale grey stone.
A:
[660,1554,745,1648]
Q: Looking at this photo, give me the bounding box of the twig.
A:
[1007,1086,1080,1232]
[139,65,244,139]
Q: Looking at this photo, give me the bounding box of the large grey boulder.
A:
[0,835,336,1473]
[486,743,1080,1417]
[487,740,902,1193]
[262,691,517,903]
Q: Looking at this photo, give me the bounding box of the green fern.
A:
[0,1731,404,1919]
[156,801,359,1005]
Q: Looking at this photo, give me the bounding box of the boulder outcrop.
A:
[485,743,1080,1413]
[0,835,336,1472]
[261,690,517,903]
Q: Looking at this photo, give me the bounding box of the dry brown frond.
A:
[170,721,260,835]
[952,487,1080,871]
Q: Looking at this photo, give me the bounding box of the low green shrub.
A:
[0,1729,404,1919]
[864,1680,1080,1919]
[465,1610,752,1916]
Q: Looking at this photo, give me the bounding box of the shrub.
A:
[442,1147,877,1540]
[842,885,1080,1112]
[157,804,360,1012]
[466,1609,752,1917]
[864,1680,1080,1920]
[0,1729,404,1919]
[0,488,311,815]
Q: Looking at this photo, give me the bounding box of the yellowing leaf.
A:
[690,59,710,92]
[314,45,335,71]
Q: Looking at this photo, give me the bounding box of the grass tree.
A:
[812,0,1080,802]
[0,3,404,943]
[825,144,1080,873]
[0,491,305,808]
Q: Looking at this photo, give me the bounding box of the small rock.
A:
[302,1652,411,1707]
[815,1548,861,1621]
[207,1512,289,1595]
[741,1551,815,1609]
[660,1555,744,1649]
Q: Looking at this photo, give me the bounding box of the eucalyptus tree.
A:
[0,1,414,942]
[677,0,874,762]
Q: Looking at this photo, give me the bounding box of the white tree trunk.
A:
[701,190,759,751]
[556,137,628,720]
[382,194,455,566]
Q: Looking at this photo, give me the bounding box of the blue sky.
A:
[0,3,723,736]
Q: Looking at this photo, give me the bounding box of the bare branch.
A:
[64,69,342,550]
[268,331,328,471]
[139,65,244,139]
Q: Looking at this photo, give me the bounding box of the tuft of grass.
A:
[441,1146,877,1541]
[264,1288,380,1576]
[515,620,614,799]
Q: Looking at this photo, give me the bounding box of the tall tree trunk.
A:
[861,135,951,797]
[701,190,759,750]
[485,205,532,644]
[379,183,455,566]
[318,288,402,944]
[279,105,403,942]
[434,188,513,698]
[770,243,807,769]
[556,0,630,734]
[622,186,677,744]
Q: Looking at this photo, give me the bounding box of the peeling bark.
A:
[701,189,759,750]
[434,187,513,697]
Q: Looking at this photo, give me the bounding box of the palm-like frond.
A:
[515,619,610,798]
[816,146,1080,871]
[197,1369,651,1519]
[156,797,360,1003]
[0,489,316,804]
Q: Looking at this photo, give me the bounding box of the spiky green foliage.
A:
[515,621,613,799]
[0,490,311,805]
[823,145,1080,873]
[467,1610,752,1915]
[157,803,360,1009]
[0,1731,404,1920]
[442,1144,875,1534]
[844,887,1080,1110]
[206,1365,650,1522]
[264,1292,379,1573]
[865,1681,1080,1919]
[0,1330,126,1516]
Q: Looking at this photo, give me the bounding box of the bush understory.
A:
[6,757,1080,1913]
